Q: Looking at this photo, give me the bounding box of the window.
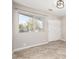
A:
[19,13,44,32]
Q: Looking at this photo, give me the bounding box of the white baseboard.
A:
[60,38,66,41]
[12,39,65,53]
[13,41,48,53]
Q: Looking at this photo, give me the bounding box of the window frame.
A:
[17,11,45,33]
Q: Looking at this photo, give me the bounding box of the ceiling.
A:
[13,0,66,16]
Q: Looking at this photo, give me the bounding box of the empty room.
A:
[12,0,66,59]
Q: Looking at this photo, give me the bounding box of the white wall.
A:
[47,16,66,41]
[12,3,64,51]
[61,16,66,41]
[48,17,62,41]
[13,10,48,50]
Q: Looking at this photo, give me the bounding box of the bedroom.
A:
[12,0,66,59]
